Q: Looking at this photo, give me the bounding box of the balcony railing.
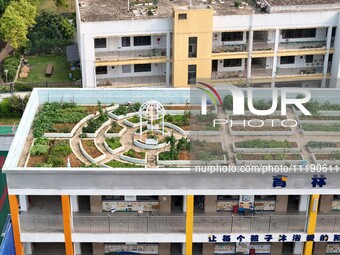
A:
[278,41,327,51]
[20,215,63,233]
[96,75,167,87]
[20,214,307,234]
[316,215,340,233]
[95,49,166,62]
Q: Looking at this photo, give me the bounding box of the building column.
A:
[202,243,214,255]
[299,195,309,212]
[304,194,320,255]
[61,195,74,255]
[183,195,186,212]
[74,243,81,255]
[24,243,33,255]
[159,196,171,213]
[181,243,186,255]
[8,195,23,255]
[90,196,102,213]
[275,195,288,212]
[93,243,105,255]
[246,12,254,85]
[293,242,303,255]
[270,243,283,255]
[159,243,171,255]
[271,29,280,88]
[204,195,217,213]
[319,195,333,213]
[166,32,171,86]
[322,26,333,88]
[19,195,29,212]
[185,195,194,255]
[70,195,79,212]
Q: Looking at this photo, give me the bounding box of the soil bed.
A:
[82,140,102,159]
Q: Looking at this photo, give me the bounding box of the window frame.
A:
[134,63,152,73]
[280,56,295,65]
[122,37,131,47]
[94,38,107,49]
[305,55,314,63]
[221,32,244,42]
[95,66,108,75]
[188,37,197,58]
[133,36,151,46]
[188,64,197,85]
[223,59,242,67]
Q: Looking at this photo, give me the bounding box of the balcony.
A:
[316,215,340,233]
[278,41,332,56]
[212,45,248,59]
[95,49,167,65]
[20,214,307,234]
[96,75,167,87]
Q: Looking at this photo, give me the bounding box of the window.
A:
[122,65,131,73]
[134,64,151,72]
[223,59,242,67]
[280,56,295,65]
[95,66,107,75]
[122,37,131,47]
[133,36,151,46]
[188,65,196,84]
[306,55,314,63]
[329,54,333,62]
[255,195,276,200]
[94,38,107,48]
[221,32,243,42]
[217,195,239,200]
[332,27,337,37]
[178,13,187,20]
[102,196,124,201]
[188,37,197,58]
[282,29,316,39]
[137,196,159,201]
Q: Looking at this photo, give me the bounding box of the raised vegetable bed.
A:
[233,139,300,153]
[235,152,304,165]
[104,122,126,138]
[104,137,125,155]
[312,153,340,165]
[120,149,147,165]
[301,123,340,136]
[307,141,340,153]
[104,159,143,168]
[80,139,106,163]
[229,126,293,136]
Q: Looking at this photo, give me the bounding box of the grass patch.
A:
[0,118,21,126]
[21,55,70,82]
[38,0,75,13]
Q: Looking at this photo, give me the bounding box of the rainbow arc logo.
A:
[195,82,222,115]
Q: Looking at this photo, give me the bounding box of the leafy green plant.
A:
[107,122,123,133]
[263,154,273,160]
[124,149,145,159]
[235,139,293,148]
[112,103,141,116]
[105,160,140,168]
[105,137,122,150]
[30,144,48,156]
[302,124,340,132]
[127,115,140,123]
[236,152,244,160]
[82,101,108,133]
[307,141,338,149]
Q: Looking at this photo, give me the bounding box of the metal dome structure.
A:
[138,101,166,140]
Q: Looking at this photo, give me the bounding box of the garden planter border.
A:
[85,119,111,138]
[301,129,340,136]
[102,159,146,168]
[232,142,300,153]
[156,153,227,165]
[104,124,127,138]
[299,120,340,125]
[44,114,95,138]
[312,153,340,165]
[109,111,138,120]
[24,138,36,167]
[134,139,169,150]
[104,139,125,155]
[189,130,221,136]
[120,153,147,165]
[307,146,340,153]
[123,119,148,128]
[229,126,294,136]
[79,139,106,163]
[161,122,189,136]
[235,153,305,165]
[293,107,340,116]
[164,104,217,115]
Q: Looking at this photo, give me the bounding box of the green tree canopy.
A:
[26,10,75,54]
[53,0,68,12]
[0,0,10,15]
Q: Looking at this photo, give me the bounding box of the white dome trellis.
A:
[138,101,166,121]
[138,101,166,140]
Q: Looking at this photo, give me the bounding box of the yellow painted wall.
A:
[172,7,213,87]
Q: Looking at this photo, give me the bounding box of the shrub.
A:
[0,94,29,119]
[234,0,241,7]
[82,101,108,133]
[128,115,140,123]
[112,103,141,116]
[2,55,20,82]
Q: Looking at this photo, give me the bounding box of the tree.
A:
[0,0,10,16]
[26,11,75,54]
[53,0,68,13]
[0,0,37,77]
